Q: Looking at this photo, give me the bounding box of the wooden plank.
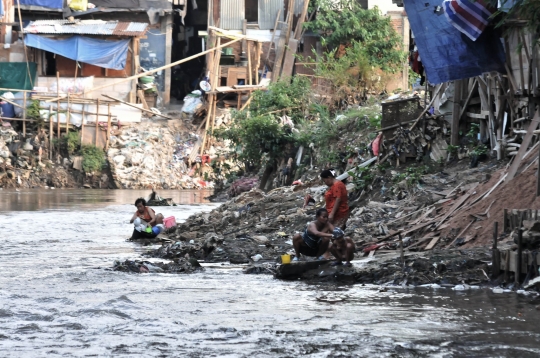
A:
[435,184,478,229]
[271,0,294,82]
[466,112,488,119]
[424,237,440,251]
[459,79,478,120]
[137,90,149,110]
[451,79,463,146]
[293,0,310,40]
[281,38,298,78]
[446,220,475,248]
[406,237,433,250]
[506,110,540,181]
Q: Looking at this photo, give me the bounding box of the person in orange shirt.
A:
[320,169,349,229]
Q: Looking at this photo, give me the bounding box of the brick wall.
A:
[386,10,409,92]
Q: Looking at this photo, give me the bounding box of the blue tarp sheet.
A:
[19,0,63,9]
[403,0,506,84]
[25,34,129,70]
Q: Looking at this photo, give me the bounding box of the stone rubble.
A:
[107,121,218,189]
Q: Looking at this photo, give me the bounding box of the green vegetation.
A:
[496,1,540,45]
[303,0,407,95]
[59,131,81,155]
[392,165,429,187]
[305,0,406,71]
[81,145,106,173]
[214,77,312,188]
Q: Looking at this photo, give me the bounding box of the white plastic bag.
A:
[181,90,202,114]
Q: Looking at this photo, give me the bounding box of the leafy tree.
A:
[214,77,311,189]
[304,0,406,72]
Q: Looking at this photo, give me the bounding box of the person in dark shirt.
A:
[292,208,334,261]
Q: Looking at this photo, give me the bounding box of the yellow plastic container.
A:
[281,254,291,264]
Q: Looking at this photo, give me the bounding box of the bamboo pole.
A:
[247,40,252,85]
[38,106,109,117]
[201,37,221,155]
[105,103,111,151]
[66,93,70,134]
[101,94,171,119]
[22,93,26,136]
[265,8,282,66]
[81,103,85,145]
[95,99,100,146]
[48,105,53,159]
[255,42,262,84]
[56,72,60,150]
[40,37,243,102]
[0,96,24,109]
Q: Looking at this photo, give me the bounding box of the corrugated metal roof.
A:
[258,0,284,30]
[220,0,245,30]
[23,20,147,36]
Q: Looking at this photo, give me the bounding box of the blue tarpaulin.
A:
[19,0,63,9]
[403,0,506,84]
[25,34,129,70]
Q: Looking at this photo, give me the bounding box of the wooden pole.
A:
[492,221,500,279]
[81,103,85,145]
[66,93,70,134]
[255,42,262,84]
[247,40,252,85]
[265,8,282,66]
[48,104,53,160]
[95,99,100,146]
[22,93,26,136]
[294,0,311,40]
[517,225,523,285]
[101,94,171,119]
[56,71,60,150]
[201,37,221,155]
[451,79,463,146]
[537,142,540,196]
[399,233,404,265]
[105,103,111,151]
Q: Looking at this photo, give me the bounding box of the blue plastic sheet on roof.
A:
[19,0,63,9]
[25,34,129,70]
[403,0,506,84]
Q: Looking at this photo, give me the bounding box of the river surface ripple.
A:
[0,189,539,357]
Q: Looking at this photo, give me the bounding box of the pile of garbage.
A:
[112,258,202,274]
[107,122,213,189]
[0,127,18,166]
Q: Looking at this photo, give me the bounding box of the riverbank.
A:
[135,154,540,292]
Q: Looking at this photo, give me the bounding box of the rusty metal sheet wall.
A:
[220,0,245,30]
[258,0,284,30]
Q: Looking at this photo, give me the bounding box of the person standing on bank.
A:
[320,169,350,229]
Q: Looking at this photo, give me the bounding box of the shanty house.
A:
[0,0,174,104]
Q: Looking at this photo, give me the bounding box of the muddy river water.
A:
[1,189,540,357]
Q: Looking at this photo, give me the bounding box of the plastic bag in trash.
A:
[182,91,203,114]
